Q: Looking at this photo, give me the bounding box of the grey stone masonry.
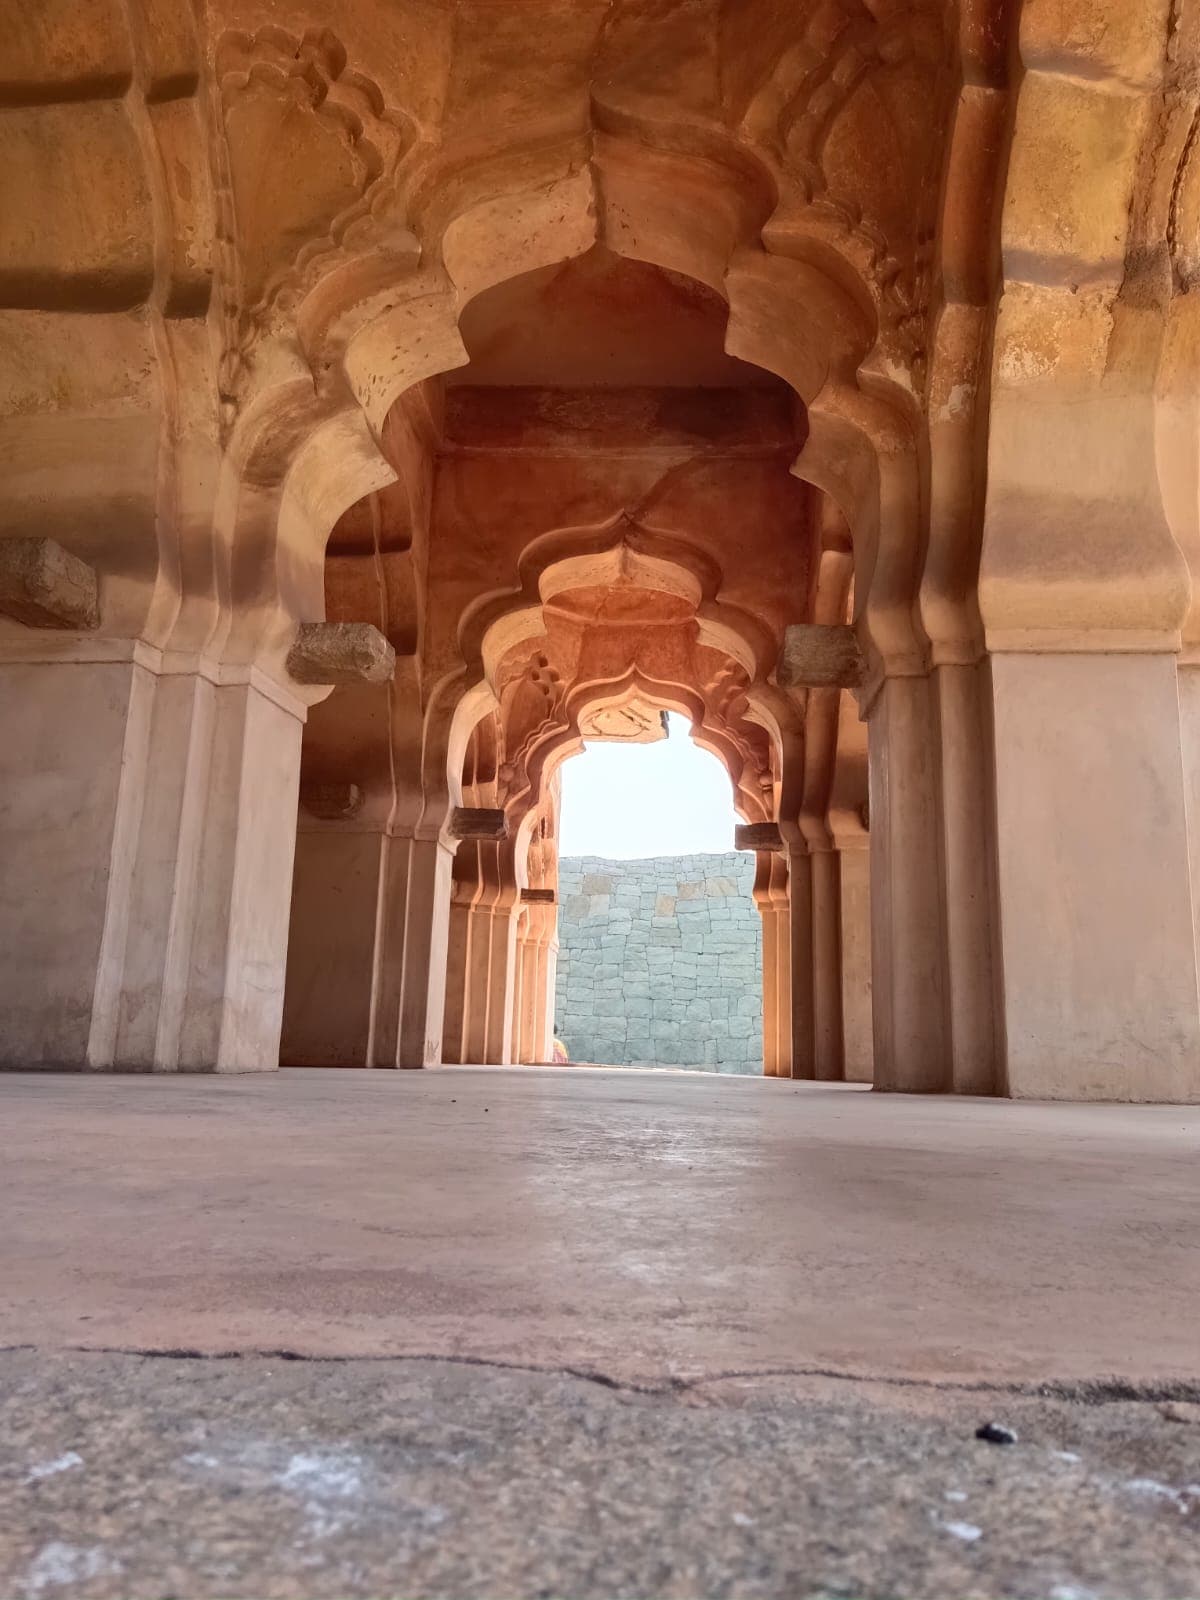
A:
[555,853,762,1072]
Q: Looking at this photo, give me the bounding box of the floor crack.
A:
[2,1344,1198,1406]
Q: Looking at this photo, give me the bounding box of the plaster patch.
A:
[882,358,917,397]
[936,382,976,422]
[998,342,1057,385]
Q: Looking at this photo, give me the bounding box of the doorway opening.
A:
[554,713,762,1071]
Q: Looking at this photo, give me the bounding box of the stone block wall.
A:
[554,853,762,1071]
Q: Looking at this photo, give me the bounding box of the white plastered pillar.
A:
[0,647,304,1071]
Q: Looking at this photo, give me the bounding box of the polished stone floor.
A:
[1,1066,1197,1597]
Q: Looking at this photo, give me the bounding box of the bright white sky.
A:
[558,712,738,859]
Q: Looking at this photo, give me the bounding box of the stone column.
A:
[772,857,792,1078]
[837,844,873,1082]
[787,843,814,1078]
[933,661,997,1094]
[990,653,1200,1100]
[510,908,529,1063]
[460,850,493,1063]
[0,651,303,1071]
[753,851,791,1077]
[369,832,455,1069]
[810,848,844,1080]
[753,855,778,1076]
[975,0,1200,1103]
[457,841,519,1064]
[282,825,384,1066]
[482,890,520,1063]
[515,903,554,1063]
[537,909,559,1063]
[1179,661,1200,982]
[441,854,480,1064]
[865,673,949,1091]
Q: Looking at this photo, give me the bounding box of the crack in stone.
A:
[2,1344,1198,1407]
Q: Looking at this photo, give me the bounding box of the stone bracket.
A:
[734,822,784,852]
[448,807,508,841]
[0,537,100,631]
[777,625,865,689]
[286,622,395,686]
[521,887,556,904]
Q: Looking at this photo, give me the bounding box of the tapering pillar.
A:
[0,651,303,1071]
[865,673,949,1091]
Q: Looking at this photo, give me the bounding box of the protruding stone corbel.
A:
[777,625,865,689]
[300,782,363,821]
[286,622,395,685]
[447,807,508,841]
[734,822,784,853]
[0,537,100,630]
[520,887,556,904]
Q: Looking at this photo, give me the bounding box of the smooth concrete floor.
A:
[2,1066,1199,1599]
[2,1065,1197,1382]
